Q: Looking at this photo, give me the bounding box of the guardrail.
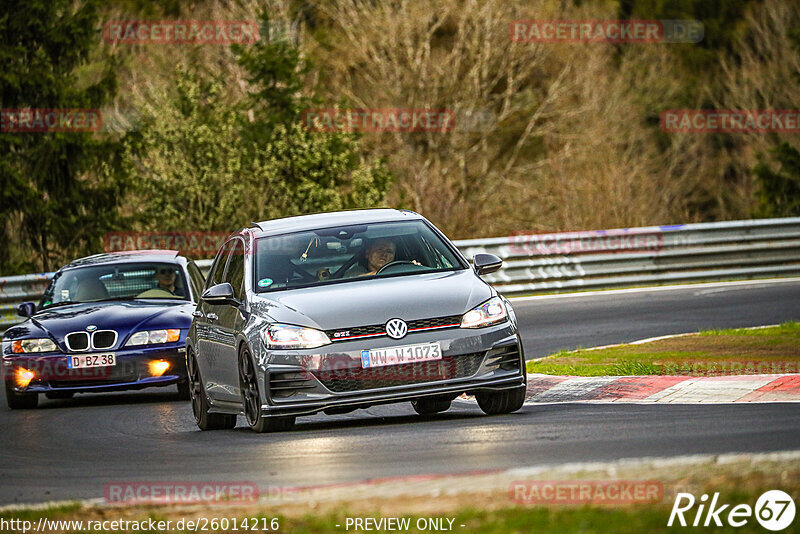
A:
[2,217,799,335]
[459,217,800,294]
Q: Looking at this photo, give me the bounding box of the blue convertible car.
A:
[2,251,205,409]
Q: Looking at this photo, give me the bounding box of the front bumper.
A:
[2,345,187,393]
[251,322,525,417]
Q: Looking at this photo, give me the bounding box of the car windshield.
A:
[39,262,189,309]
[254,220,465,292]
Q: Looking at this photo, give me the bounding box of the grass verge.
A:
[527,322,800,376]
[1,453,798,533]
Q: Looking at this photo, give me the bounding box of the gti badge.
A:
[385,318,408,339]
[86,325,98,332]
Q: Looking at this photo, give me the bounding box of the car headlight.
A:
[460,297,508,328]
[125,329,181,347]
[11,338,58,353]
[261,324,331,350]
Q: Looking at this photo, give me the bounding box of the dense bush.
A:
[2,0,798,275]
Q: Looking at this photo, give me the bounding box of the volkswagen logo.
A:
[86,325,98,332]
[385,318,408,339]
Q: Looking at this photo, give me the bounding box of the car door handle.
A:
[207,313,218,322]
[192,311,205,318]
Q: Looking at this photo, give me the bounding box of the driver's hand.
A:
[411,260,422,266]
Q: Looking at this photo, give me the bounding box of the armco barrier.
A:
[459,217,800,294]
[2,217,799,335]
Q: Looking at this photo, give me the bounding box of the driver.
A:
[345,238,396,277]
[154,266,179,295]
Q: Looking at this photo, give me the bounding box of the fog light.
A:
[16,368,35,388]
[149,360,170,377]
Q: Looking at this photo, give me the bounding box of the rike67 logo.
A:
[668,490,796,531]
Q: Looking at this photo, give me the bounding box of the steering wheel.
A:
[376,261,425,275]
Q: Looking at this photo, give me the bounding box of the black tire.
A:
[176,379,191,401]
[239,348,295,433]
[5,381,38,410]
[411,396,452,415]
[476,386,526,415]
[45,391,74,400]
[188,349,236,430]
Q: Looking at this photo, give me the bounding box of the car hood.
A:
[4,300,195,349]
[249,269,493,330]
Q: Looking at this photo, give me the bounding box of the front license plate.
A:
[361,343,442,369]
[67,353,116,369]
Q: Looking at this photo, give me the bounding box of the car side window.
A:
[205,242,231,290]
[186,261,205,300]
[222,239,245,301]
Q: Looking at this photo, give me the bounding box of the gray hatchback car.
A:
[187,209,526,432]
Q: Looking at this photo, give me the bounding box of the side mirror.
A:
[16,302,36,318]
[473,253,503,275]
[201,283,238,306]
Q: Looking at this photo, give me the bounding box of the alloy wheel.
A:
[239,350,260,426]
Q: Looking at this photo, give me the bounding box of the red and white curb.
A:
[523,373,800,404]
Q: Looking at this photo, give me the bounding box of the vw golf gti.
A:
[188,209,527,432]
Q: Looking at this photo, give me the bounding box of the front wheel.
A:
[476,386,526,415]
[239,348,295,433]
[188,349,236,430]
[5,381,38,409]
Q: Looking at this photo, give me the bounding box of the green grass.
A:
[527,322,800,376]
[3,467,796,534]
[0,498,786,533]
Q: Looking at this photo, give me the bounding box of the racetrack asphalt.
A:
[1,279,799,506]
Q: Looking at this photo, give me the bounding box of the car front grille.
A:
[65,332,90,351]
[65,330,118,351]
[92,330,117,349]
[48,360,138,388]
[407,315,463,329]
[326,315,462,342]
[313,351,486,393]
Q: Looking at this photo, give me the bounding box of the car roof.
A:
[61,250,185,270]
[250,209,424,237]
